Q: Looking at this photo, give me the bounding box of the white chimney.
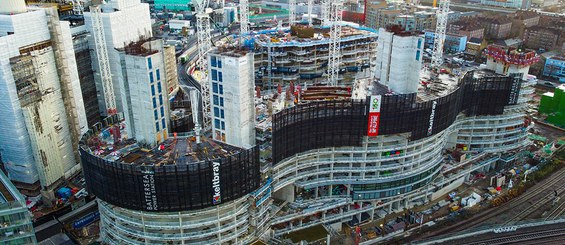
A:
[0,0,27,14]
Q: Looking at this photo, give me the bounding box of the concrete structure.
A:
[524,26,564,52]
[223,6,238,27]
[163,45,179,95]
[253,24,377,88]
[0,171,37,244]
[84,0,152,118]
[119,38,171,145]
[0,2,86,198]
[167,19,191,32]
[375,26,424,94]
[543,55,565,82]
[154,0,192,11]
[208,49,255,148]
[465,37,487,59]
[424,30,468,53]
[485,45,540,80]
[71,25,101,127]
[480,0,531,9]
[539,84,565,127]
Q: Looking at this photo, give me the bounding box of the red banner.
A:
[367,112,380,136]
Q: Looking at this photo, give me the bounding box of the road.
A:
[34,200,98,242]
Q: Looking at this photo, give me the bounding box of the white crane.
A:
[289,0,296,26]
[240,0,249,36]
[327,1,343,86]
[307,0,313,26]
[90,2,116,115]
[431,0,450,68]
[321,0,331,26]
[194,0,212,129]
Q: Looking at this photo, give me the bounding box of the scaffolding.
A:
[195,0,212,130]
[90,4,116,115]
[327,1,343,86]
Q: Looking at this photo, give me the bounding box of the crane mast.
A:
[240,0,249,35]
[307,0,313,26]
[289,0,296,26]
[321,0,330,26]
[90,3,116,115]
[195,0,212,129]
[327,1,343,86]
[431,0,450,68]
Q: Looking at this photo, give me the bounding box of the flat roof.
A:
[253,24,377,47]
[82,125,242,166]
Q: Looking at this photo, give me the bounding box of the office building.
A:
[375,26,424,94]
[0,171,37,244]
[543,55,565,82]
[0,1,86,198]
[208,49,255,148]
[480,0,531,9]
[424,30,468,53]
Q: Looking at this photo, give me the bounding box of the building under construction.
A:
[252,24,378,89]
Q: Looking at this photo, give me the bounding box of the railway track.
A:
[460,227,565,245]
[418,166,565,239]
[544,197,565,221]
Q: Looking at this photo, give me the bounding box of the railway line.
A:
[417,163,565,239]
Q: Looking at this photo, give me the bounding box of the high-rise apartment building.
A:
[375,26,424,94]
[208,49,255,149]
[119,38,171,145]
[83,0,152,117]
[0,1,86,198]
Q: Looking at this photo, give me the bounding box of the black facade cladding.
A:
[272,70,522,165]
[80,145,260,212]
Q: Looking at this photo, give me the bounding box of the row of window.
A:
[210,56,223,68]
[152,95,164,109]
[211,69,223,82]
[156,118,166,132]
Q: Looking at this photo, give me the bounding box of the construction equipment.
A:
[321,0,330,26]
[240,0,249,36]
[90,2,116,115]
[327,1,343,86]
[194,0,212,129]
[307,0,313,26]
[431,0,450,68]
[289,0,296,26]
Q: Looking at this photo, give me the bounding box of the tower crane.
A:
[327,0,343,86]
[431,0,450,68]
[307,0,313,26]
[90,2,116,115]
[289,0,296,26]
[194,0,212,129]
[321,0,330,26]
[240,0,249,36]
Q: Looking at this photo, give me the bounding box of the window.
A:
[218,72,223,82]
[214,119,221,129]
[153,98,157,108]
[156,69,160,80]
[162,118,166,129]
[219,97,224,106]
[159,95,163,106]
[211,56,217,67]
[151,85,155,96]
[220,109,224,119]
[213,95,219,105]
[212,69,218,81]
[212,82,219,93]
[416,51,421,61]
[417,39,422,49]
[160,106,164,117]
[157,82,162,93]
[218,59,222,68]
[219,84,223,94]
[154,110,158,120]
[214,107,220,117]
[147,57,153,69]
[149,72,154,83]
[221,121,225,130]
[155,122,160,131]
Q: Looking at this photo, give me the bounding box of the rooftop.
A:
[210,47,249,57]
[253,23,377,47]
[122,37,161,56]
[81,122,243,166]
